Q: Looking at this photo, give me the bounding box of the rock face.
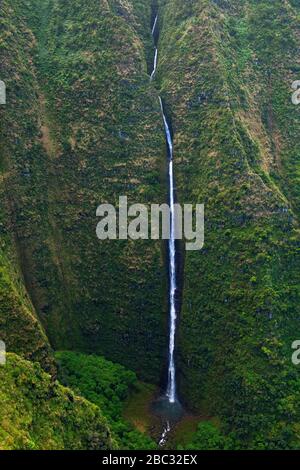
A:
[1,0,300,449]
[0,0,166,382]
[157,0,300,447]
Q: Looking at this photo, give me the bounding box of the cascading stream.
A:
[150,13,178,406]
[158,420,171,447]
[150,14,158,81]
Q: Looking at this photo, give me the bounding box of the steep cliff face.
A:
[158,0,300,447]
[0,0,167,382]
[39,1,166,382]
[1,0,300,450]
[0,0,54,371]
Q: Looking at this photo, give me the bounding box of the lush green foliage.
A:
[1,0,300,450]
[157,0,300,449]
[0,0,54,372]
[179,422,233,450]
[56,351,156,449]
[0,0,167,382]
[0,353,114,450]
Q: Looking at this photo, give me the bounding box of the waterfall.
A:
[150,14,178,405]
[150,48,158,81]
[152,14,158,35]
[150,14,158,81]
[159,97,177,404]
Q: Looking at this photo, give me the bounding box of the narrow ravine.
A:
[150,10,183,445]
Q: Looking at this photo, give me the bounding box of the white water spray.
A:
[158,420,171,447]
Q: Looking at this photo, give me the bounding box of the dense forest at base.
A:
[0,0,300,450]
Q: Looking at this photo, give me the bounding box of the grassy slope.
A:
[157,0,300,448]
[0,353,114,450]
[0,0,167,383]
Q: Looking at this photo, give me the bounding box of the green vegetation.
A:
[0,0,300,450]
[0,0,55,372]
[55,351,156,449]
[0,353,114,450]
[124,381,158,435]
[178,421,233,450]
[0,0,166,382]
[157,0,300,449]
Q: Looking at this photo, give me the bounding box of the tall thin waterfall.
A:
[159,97,177,404]
[150,14,178,405]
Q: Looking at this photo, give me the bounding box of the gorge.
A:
[0,0,300,451]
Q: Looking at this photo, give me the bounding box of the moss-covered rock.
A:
[0,353,114,450]
[0,0,54,371]
[0,0,166,382]
[157,0,300,448]
[1,0,300,450]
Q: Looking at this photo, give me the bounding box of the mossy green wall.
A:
[157,0,300,447]
[1,0,300,448]
[0,353,114,450]
[1,0,167,382]
[0,0,55,371]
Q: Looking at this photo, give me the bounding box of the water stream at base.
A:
[158,420,171,447]
[150,12,182,446]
